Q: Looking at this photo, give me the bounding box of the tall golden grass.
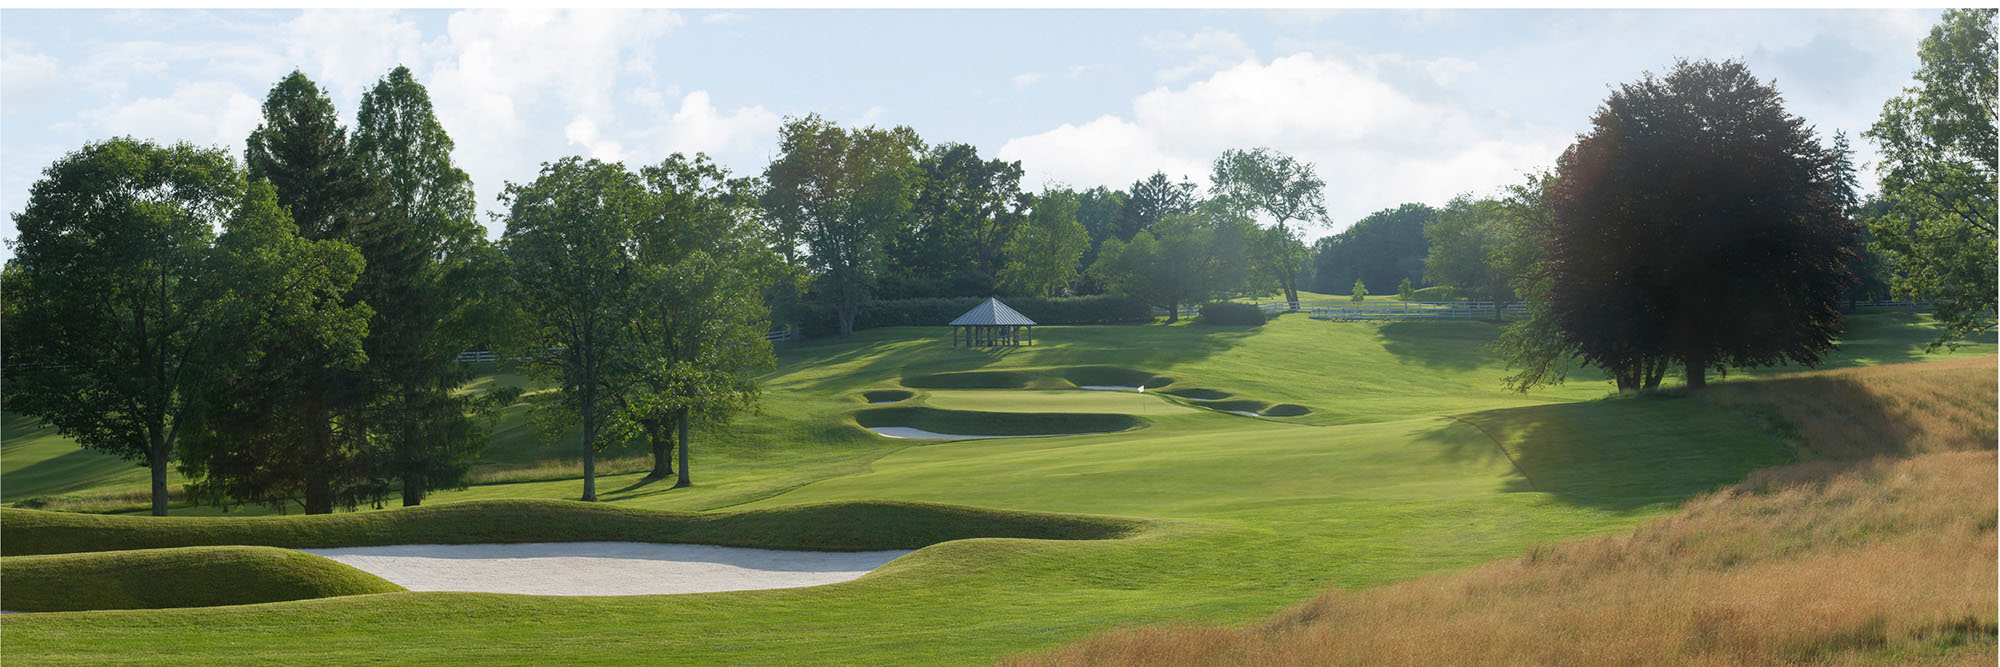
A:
[1009,357,1999,666]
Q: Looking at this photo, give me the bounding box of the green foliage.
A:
[1117,171,1198,241]
[999,187,1090,297]
[789,295,1153,337]
[178,181,374,514]
[0,546,403,611]
[1423,194,1513,304]
[1091,204,1258,322]
[1397,277,1416,302]
[1350,278,1368,302]
[245,70,371,243]
[1865,8,1997,348]
[1312,202,1434,295]
[762,114,924,337]
[501,157,650,501]
[3,138,242,516]
[352,65,498,506]
[1547,59,1859,390]
[1210,147,1328,304]
[1198,302,1266,326]
[882,143,1027,298]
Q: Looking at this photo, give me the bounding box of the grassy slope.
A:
[2,546,404,612]
[0,312,1990,664]
[1012,359,1999,666]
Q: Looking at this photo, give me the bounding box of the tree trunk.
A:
[148,424,170,517]
[1283,282,1300,311]
[580,400,598,502]
[837,305,857,338]
[304,405,333,515]
[1684,352,1708,390]
[401,410,422,507]
[673,411,691,489]
[1166,301,1180,324]
[644,419,673,481]
[1643,357,1667,390]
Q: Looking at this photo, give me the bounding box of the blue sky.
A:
[1,8,1941,257]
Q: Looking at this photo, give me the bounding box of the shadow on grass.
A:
[780,324,1258,393]
[1420,396,1797,511]
[1373,320,1506,371]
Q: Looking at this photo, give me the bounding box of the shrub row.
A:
[789,295,1154,338]
[1198,302,1266,326]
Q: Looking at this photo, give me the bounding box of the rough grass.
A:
[2,545,404,612]
[464,455,654,486]
[853,406,1144,436]
[1008,358,2000,667]
[0,498,1142,557]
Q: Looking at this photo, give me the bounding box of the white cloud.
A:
[1146,27,1257,83]
[1068,63,1106,79]
[2,45,64,110]
[283,9,432,113]
[1000,52,1567,236]
[81,80,262,155]
[1011,72,1045,89]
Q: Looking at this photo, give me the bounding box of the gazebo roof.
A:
[949,298,1036,326]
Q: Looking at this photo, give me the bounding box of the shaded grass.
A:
[1,498,1141,557]
[853,406,1144,437]
[1,546,403,612]
[1699,355,1998,459]
[860,389,915,404]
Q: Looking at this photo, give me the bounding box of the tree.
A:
[1312,203,1433,295]
[1210,148,1329,308]
[1350,279,1368,303]
[1486,169,1583,393]
[884,142,1026,297]
[761,115,922,338]
[1548,59,1859,390]
[350,65,500,506]
[232,70,379,513]
[1397,278,1415,302]
[1070,186,1127,295]
[1865,8,1997,347]
[502,157,647,502]
[1091,203,1256,322]
[178,182,375,514]
[626,153,777,487]
[1117,171,1198,241]
[1423,194,1514,319]
[999,187,1090,297]
[4,138,241,516]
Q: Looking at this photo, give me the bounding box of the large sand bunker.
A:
[302,542,912,596]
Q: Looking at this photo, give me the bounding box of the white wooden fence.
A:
[1255,300,1528,321]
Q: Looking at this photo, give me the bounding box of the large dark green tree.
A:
[1865,8,1996,347]
[1091,201,1257,322]
[885,142,1026,297]
[178,182,375,514]
[4,139,241,516]
[502,157,648,502]
[352,65,501,506]
[761,114,923,337]
[1210,147,1328,309]
[1547,59,1859,390]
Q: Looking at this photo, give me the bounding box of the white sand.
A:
[1226,410,1263,417]
[1077,385,1143,391]
[865,426,1102,440]
[300,542,912,596]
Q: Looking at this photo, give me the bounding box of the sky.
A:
[0,8,1943,258]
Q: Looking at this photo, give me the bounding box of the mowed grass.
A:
[0,312,1991,664]
[1011,360,1998,665]
[2,546,404,612]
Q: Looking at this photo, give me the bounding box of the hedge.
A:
[788,295,1154,338]
[1198,302,1265,326]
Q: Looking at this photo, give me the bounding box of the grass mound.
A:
[1699,355,1997,459]
[862,389,916,404]
[1058,366,1173,389]
[1,545,403,612]
[855,406,1142,437]
[1160,388,1230,401]
[901,370,1037,389]
[0,499,1143,557]
[1201,399,1312,418]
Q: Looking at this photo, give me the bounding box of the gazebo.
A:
[950,298,1036,348]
